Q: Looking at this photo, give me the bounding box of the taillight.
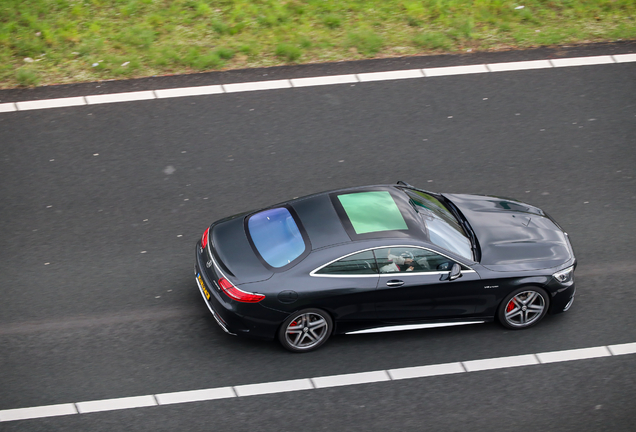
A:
[218,277,265,303]
[201,227,209,249]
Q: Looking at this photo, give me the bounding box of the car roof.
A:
[289,184,426,250]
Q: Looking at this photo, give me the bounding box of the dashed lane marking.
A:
[223,79,292,93]
[486,59,552,72]
[311,370,391,389]
[75,395,156,414]
[462,353,539,372]
[154,85,224,99]
[1,341,635,422]
[424,64,490,76]
[85,90,156,105]
[0,54,634,114]
[550,55,615,67]
[16,96,86,111]
[0,404,77,422]
[614,53,636,63]
[535,346,611,364]
[357,69,424,82]
[388,362,465,380]
[234,378,314,397]
[155,387,235,405]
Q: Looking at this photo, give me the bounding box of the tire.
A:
[278,308,333,353]
[498,287,549,330]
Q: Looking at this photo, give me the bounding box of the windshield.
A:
[400,188,473,260]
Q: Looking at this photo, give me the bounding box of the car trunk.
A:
[210,216,274,285]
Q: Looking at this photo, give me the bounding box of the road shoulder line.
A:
[1,53,634,113]
[2,341,635,422]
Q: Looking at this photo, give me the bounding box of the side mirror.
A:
[449,263,462,281]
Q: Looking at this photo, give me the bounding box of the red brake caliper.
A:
[506,301,515,313]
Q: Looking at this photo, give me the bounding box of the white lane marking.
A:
[613,53,636,63]
[222,79,292,93]
[75,395,157,414]
[85,90,156,105]
[423,64,489,77]
[312,370,390,389]
[0,103,17,113]
[487,59,553,72]
[3,53,633,113]
[234,378,313,397]
[155,387,235,405]
[345,321,484,335]
[608,341,636,356]
[550,55,615,67]
[0,403,77,422]
[154,85,224,99]
[388,362,464,380]
[290,74,359,87]
[16,97,87,111]
[357,69,424,82]
[2,342,635,422]
[462,354,539,372]
[536,346,611,364]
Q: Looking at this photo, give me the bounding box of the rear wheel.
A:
[278,309,333,353]
[498,287,549,329]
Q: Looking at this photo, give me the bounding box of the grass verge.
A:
[1,0,635,88]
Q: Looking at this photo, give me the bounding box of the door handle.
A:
[386,280,404,287]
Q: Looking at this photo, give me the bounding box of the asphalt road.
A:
[1,43,635,431]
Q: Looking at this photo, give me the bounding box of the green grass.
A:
[0,0,635,88]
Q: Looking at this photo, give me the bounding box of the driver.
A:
[380,251,428,273]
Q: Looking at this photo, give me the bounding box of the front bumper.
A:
[547,277,576,314]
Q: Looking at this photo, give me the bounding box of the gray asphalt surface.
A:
[1,43,635,431]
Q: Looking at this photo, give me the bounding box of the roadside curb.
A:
[0,40,635,105]
[1,52,635,114]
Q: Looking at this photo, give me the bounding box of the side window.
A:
[316,251,378,275]
[375,247,457,274]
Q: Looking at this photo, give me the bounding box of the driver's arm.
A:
[388,253,406,265]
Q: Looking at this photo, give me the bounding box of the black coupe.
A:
[194,182,576,352]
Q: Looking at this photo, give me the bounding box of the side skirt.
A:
[344,321,485,335]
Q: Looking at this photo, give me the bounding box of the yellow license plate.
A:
[198,274,211,300]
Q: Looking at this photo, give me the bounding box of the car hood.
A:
[443,194,573,271]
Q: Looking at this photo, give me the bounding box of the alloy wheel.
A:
[284,312,329,350]
[504,290,546,328]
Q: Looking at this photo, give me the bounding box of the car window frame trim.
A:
[310,245,475,278]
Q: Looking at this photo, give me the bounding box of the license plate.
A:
[197,274,211,300]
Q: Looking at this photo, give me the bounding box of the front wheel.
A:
[278,309,333,353]
[498,287,549,330]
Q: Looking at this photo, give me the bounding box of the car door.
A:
[373,246,482,321]
[309,250,380,321]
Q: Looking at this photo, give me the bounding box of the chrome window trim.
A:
[345,320,485,335]
[310,246,379,278]
[310,245,475,278]
[379,269,476,277]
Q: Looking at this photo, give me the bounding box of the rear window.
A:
[247,207,307,268]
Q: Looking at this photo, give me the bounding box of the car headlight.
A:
[553,266,574,284]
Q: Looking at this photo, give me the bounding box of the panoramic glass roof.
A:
[337,191,408,234]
